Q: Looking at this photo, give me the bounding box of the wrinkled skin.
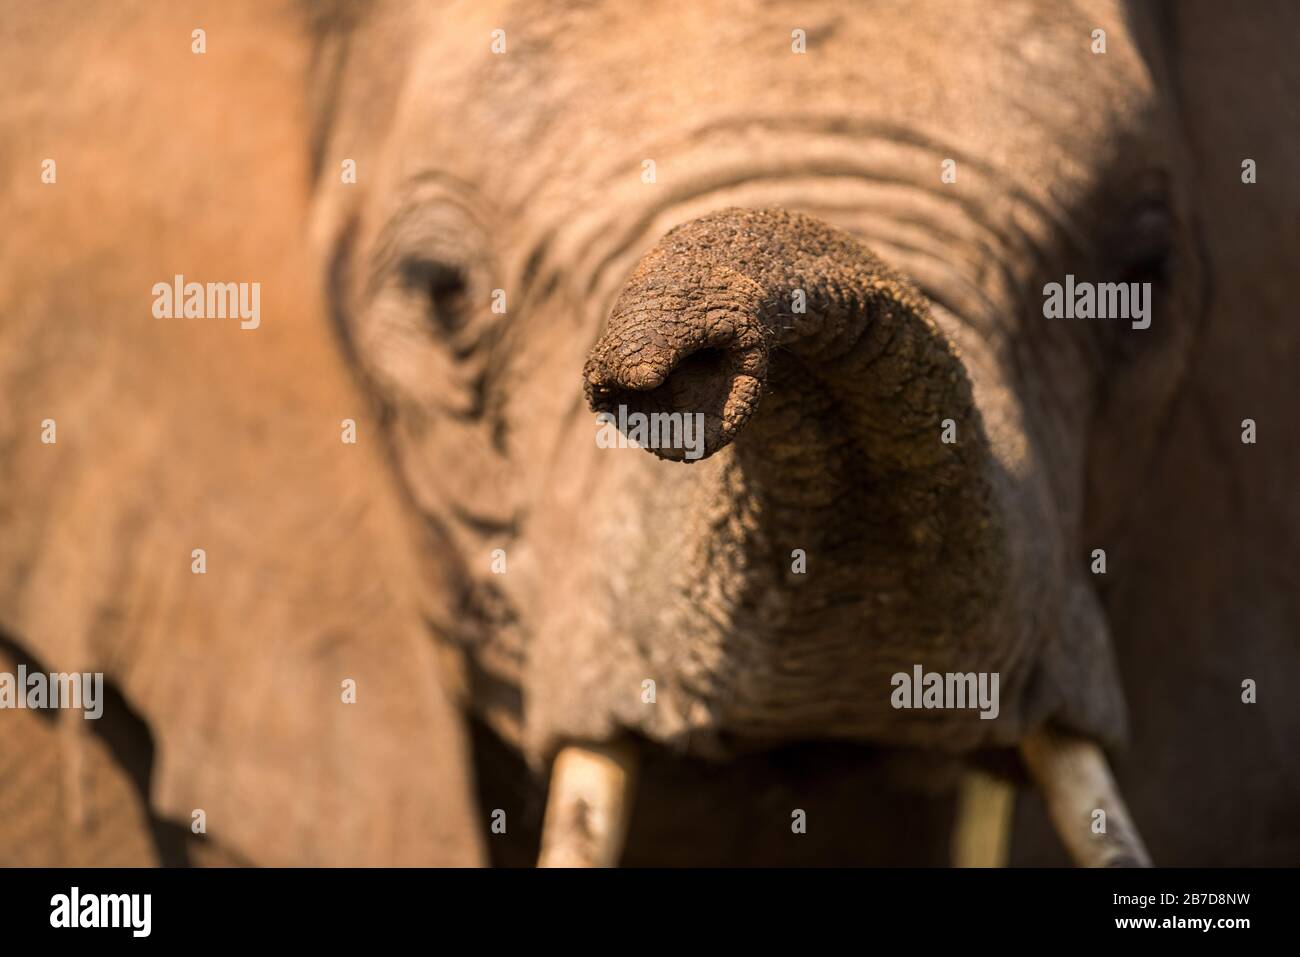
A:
[2,0,1297,866]
[318,0,1199,761]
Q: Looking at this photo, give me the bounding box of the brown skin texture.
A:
[0,642,159,866]
[320,0,1191,767]
[581,207,1014,751]
[2,0,1296,866]
[0,1,483,866]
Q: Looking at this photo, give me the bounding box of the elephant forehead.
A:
[389,0,1157,206]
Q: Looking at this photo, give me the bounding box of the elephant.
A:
[1,0,1296,867]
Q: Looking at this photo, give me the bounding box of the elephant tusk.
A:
[952,769,1016,867]
[1020,725,1151,867]
[537,740,637,867]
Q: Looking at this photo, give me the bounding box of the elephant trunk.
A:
[581,205,1005,750]
[569,208,1152,867]
[579,204,993,590]
[583,207,985,496]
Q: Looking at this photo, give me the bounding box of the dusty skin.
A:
[0,0,1297,867]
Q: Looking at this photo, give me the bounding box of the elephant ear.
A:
[0,3,483,865]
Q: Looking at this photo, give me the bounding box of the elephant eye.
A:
[352,192,503,416]
[1087,198,1186,368]
[401,258,470,334]
[1117,201,1176,287]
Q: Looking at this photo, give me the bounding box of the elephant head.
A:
[309,0,1206,865]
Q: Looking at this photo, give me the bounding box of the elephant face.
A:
[316,0,1202,762]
